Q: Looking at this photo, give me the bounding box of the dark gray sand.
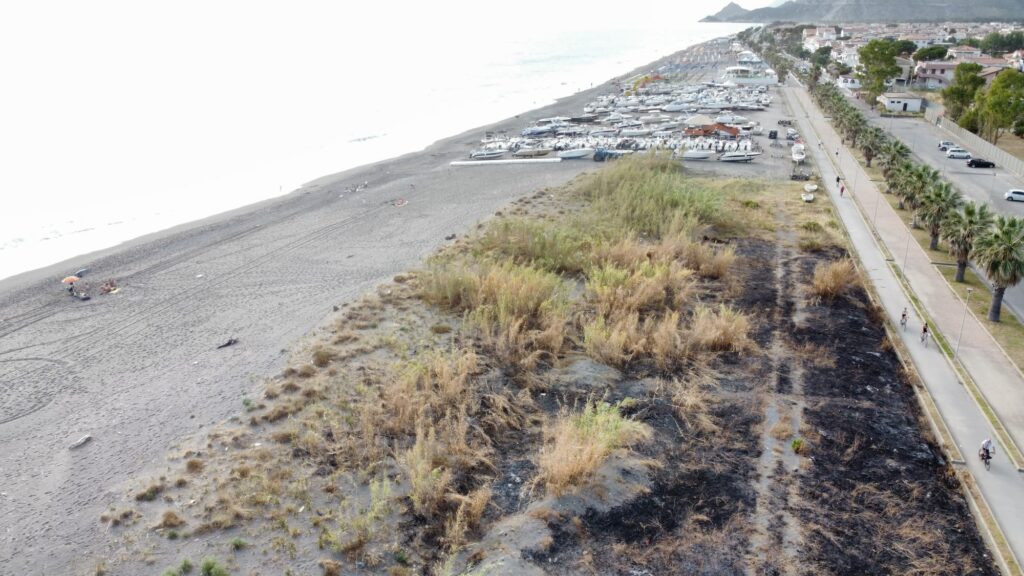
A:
[0,43,724,573]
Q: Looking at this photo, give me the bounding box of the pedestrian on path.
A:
[840,185,845,198]
[900,308,908,330]
[921,323,930,347]
[835,147,839,158]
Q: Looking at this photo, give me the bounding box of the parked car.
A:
[967,158,996,168]
[938,140,956,151]
[946,148,971,159]
[1006,189,1024,202]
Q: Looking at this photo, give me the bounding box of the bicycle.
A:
[980,448,992,471]
[920,330,930,348]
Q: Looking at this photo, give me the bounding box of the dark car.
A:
[967,158,996,168]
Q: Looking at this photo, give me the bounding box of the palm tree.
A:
[860,127,886,167]
[942,202,995,282]
[906,165,939,227]
[845,113,868,147]
[918,181,964,250]
[974,216,1024,322]
[877,140,910,178]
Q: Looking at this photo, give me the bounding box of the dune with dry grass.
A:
[97,156,996,576]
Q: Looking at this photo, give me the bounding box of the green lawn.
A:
[938,266,1024,370]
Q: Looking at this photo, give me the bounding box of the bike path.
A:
[784,82,1024,566]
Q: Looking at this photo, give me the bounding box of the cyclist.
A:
[980,438,995,468]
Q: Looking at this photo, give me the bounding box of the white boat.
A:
[589,127,618,137]
[470,149,506,160]
[512,148,552,158]
[792,149,806,163]
[557,148,595,159]
[619,128,652,137]
[801,193,815,202]
[803,184,818,193]
[681,149,715,160]
[719,150,761,163]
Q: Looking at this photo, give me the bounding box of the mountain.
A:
[701,0,1024,23]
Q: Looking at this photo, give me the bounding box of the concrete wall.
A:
[925,108,1024,179]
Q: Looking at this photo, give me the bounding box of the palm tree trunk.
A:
[929,231,939,251]
[989,286,1006,322]
[955,260,967,283]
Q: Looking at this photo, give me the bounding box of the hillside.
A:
[702,0,1024,22]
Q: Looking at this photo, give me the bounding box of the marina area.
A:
[456,40,811,182]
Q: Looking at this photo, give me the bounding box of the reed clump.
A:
[535,400,652,496]
[810,259,857,299]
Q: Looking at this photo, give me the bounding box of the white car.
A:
[1006,189,1024,202]
[946,148,971,159]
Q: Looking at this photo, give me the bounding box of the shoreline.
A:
[0,39,727,572]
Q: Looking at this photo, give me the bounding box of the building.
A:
[915,60,961,88]
[835,75,862,90]
[877,93,924,113]
[948,45,982,59]
[894,57,915,85]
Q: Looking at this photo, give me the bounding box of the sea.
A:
[0,2,748,282]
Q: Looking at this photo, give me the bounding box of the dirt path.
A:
[747,223,807,575]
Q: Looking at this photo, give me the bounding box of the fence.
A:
[924,108,1024,180]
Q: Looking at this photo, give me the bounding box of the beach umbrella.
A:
[62,276,80,284]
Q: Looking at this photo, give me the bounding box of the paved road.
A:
[786,80,1024,570]
[840,89,1024,320]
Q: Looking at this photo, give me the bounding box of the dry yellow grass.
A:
[535,401,651,496]
[401,426,452,518]
[688,305,751,352]
[670,378,719,434]
[811,259,858,299]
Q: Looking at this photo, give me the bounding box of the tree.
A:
[859,127,886,168]
[811,46,832,68]
[893,40,918,56]
[912,45,948,62]
[918,181,963,250]
[974,216,1024,322]
[941,62,984,122]
[877,140,910,179]
[979,69,1024,144]
[942,202,995,282]
[856,40,901,101]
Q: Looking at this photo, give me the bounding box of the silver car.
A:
[946,148,971,159]
[1006,189,1024,202]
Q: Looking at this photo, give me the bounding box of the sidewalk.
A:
[784,82,1024,565]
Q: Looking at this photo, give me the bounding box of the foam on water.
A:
[0,2,747,281]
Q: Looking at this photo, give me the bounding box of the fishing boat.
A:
[557,148,595,159]
[718,150,761,163]
[680,149,715,160]
[470,149,506,160]
[512,147,552,158]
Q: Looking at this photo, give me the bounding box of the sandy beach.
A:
[0,43,723,572]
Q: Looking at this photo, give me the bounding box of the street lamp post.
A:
[903,227,912,271]
[955,288,974,360]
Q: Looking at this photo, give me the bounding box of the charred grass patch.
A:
[104,157,994,575]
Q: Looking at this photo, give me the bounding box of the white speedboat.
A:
[619,128,652,137]
[719,150,761,163]
[681,149,715,160]
[792,149,806,163]
[557,148,595,159]
[470,149,506,160]
[801,193,815,202]
[803,184,818,193]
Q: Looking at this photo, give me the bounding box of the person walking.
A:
[920,323,930,347]
[840,185,845,198]
[900,308,908,330]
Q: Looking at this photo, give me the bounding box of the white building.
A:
[836,76,861,90]
[877,93,923,113]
